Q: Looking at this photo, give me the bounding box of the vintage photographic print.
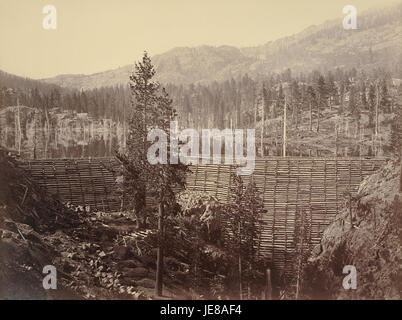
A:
[0,0,401,303]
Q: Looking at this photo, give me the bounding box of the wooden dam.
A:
[18,156,386,275]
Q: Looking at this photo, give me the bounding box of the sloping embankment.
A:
[0,148,81,299]
[0,149,196,300]
[302,160,402,299]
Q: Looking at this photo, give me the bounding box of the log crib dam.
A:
[17,157,386,278]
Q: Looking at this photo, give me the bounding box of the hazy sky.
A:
[0,0,397,79]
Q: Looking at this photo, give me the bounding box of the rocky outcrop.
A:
[302,160,402,299]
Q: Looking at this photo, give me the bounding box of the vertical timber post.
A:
[400,157,402,193]
[261,99,264,157]
[155,201,164,296]
[349,160,353,229]
[17,97,21,156]
[265,268,272,300]
[375,82,379,156]
[283,95,287,157]
[238,222,242,300]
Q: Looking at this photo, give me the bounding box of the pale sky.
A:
[0,0,397,79]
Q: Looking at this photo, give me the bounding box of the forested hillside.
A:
[1,3,401,158]
[1,66,401,158]
[0,70,130,120]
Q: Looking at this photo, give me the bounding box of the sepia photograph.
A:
[0,0,401,305]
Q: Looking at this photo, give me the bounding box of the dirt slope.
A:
[0,148,193,299]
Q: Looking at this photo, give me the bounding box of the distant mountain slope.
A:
[42,3,402,90]
[241,3,401,75]
[153,45,254,84]
[43,45,255,90]
[0,70,64,93]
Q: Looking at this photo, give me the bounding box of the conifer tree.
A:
[380,78,391,113]
[223,174,265,299]
[315,75,327,133]
[116,52,188,296]
[390,85,402,157]
[368,83,376,129]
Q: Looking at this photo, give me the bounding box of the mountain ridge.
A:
[39,2,402,90]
